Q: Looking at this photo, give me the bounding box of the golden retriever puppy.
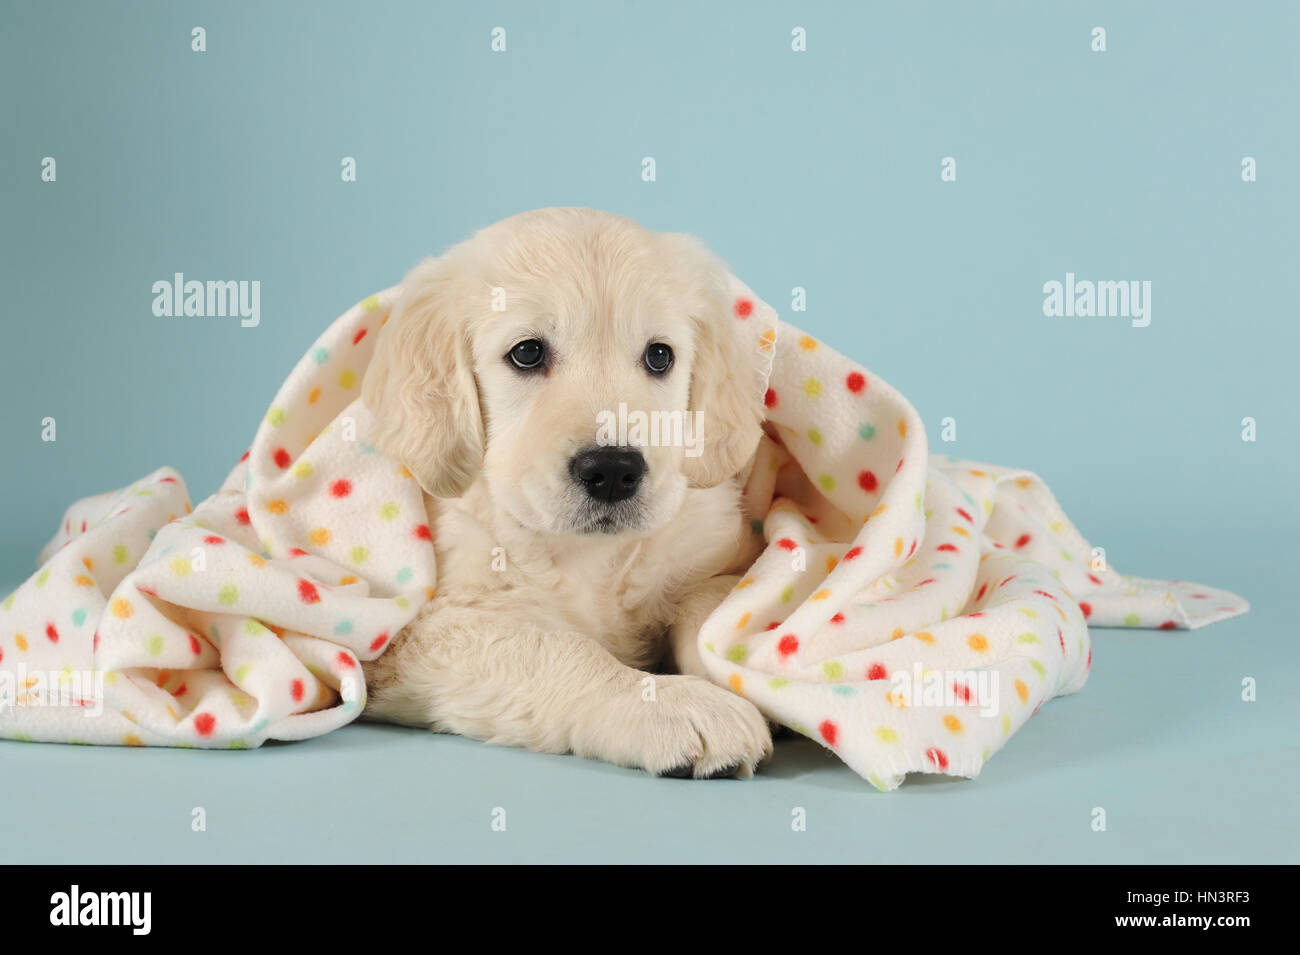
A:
[359,208,773,778]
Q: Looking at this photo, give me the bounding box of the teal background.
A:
[1,0,1297,863]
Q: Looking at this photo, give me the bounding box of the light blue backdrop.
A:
[1,1,1296,863]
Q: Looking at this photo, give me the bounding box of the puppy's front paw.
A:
[631,675,772,779]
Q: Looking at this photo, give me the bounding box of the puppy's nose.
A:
[569,447,645,503]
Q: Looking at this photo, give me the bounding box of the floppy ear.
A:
[662,234,766,488]
[362,256,485,499]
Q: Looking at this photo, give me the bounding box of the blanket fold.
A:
[0,285,1247,788]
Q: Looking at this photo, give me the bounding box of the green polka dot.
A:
[360,295,380,312]
[1029,659,1047,677]
[71,608,87,627]
[170,556,192,576]
[858,423,876,440]
[311,347,330,365]
[379,501,400,520]
[35,569,50,588]
[1016,632,1040,644]
[394,596,409,610]
[333,619,353,636]
[780,584,794,603]
[349,546,369,564]
[266,407,286,427]
[396,567,413,584]
[817,474,836,492]
[808,428,823,445]
[234,664,252,682]
[112,544,129,564]
[868,774,889,791]
[1124,612,1140,626]
[768,677,789,689]
[243,620,268,635]
[147,634,164,655]
[725,644,747,663]
[218,584,239,606]
[2,592,14,612]
[227,740,248,750]
[823,660,844,679]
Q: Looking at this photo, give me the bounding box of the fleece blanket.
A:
[0,283,1248,788]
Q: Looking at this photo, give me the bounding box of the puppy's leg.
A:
[668,574,742,680]
[363,606,771,778]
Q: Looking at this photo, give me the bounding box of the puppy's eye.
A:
[508,339,545,370]
[644,342,673,374]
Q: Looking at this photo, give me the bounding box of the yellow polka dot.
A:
[309,527,331,546]
[248,553,266,568]
[825,556,838,574]
[74,575,94,587]
[736,577,755,590]
[943,715,964,734]
[1015,679,1029,703]
[811,589,831,601]
[871,503,887,518]
[890,627,905,641]
[803,377,823,398]
[887,689,908,708]
[915,631,934,644]
[339,575,359,586]
[266,499,289,515]
[967,633,989,652]
[111,598,134,619]
[728,673,744,694]
[758,328,776,351]
[798,335,818,351]
[893,537,904,557]
[15,633,28,651]
[266,407,286,427]
[951,525,970,537]
[735,612,751,629]
[898,418,907,437]
[293,460,314,478]
[361,295,380,312]
[339,369,357,389]
[170,557,191,576]
[876,726,898,743]
[123,734,144,747]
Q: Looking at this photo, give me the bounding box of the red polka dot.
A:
[273,447,291,469]
[174,682,187,697]
[45,622,58,644]
[976,583,988,601]
[776,537,797,550]
[1087,573,1103,586]
[297,579,321,604]
[352,327,368,345]
[370,633,389,652]
[1079,601,1092,619]
[953,682,972,704]
[830,613,845,624]
[93,632,100,651]
[414,524,432,541]
[1014,534,1032,549]
[1158,621,1178,630]
[203,535,224,545]
[937,543,958,552]
[239,449,250,463]
[734,298,753,318]
[764,621,781,631]
[858,470,879,492]
[867,663,887,680]
[777,634,799,658]
[336,652,356,669]
[956,508,973,523]
[287,548,307,558]
[1058,629,1066,655]
[845,371,866,394]
[290,679,305,702]
[843,546,862,561]
[194,712,216,737]
[819,720,839,746]
[925,747,949,770]
[330,479,353,498]
[235,508,251,525]
[764,388,777,408]
[188,634,202,655]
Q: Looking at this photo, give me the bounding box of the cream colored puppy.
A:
[360,208,773,778]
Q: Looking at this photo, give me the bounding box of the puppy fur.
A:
[359,208,772,778]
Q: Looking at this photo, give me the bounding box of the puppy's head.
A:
[363,207,763,537]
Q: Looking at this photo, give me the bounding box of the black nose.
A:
[569,447,646,503]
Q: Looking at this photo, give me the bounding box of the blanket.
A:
[0,284,1248,788]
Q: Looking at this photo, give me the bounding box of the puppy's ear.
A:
[661,234,765,488]
[362,256,485,498]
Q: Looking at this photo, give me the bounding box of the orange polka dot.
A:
[308,387,322,405]
[736,577,755,590]
[82,557,94,571]
[123,733,145,747]
[825,556,838,574]
[728,673,744,694]
[736,612,752,629]
[811,589,831,601]
[15,633,28,651]
[890,628,905,641]
[914,631,934,644]
[266,499,289,515]
[898,418,907,437]
[967,634,989,652]
[1015,679,1029,703]
[247,553,266,568]
[893,537,904,557]
[309,527,331,546]
[339,575,359,586]
[943,715,963,733]
[111,598,134,619]
[798,336,818,350]
[74,575,94,587]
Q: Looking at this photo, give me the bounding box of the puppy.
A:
[359,208,773,778]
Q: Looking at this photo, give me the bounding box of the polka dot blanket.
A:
[0,283,1248,789]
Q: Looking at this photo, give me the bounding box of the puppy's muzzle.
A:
[569,446,645,503]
